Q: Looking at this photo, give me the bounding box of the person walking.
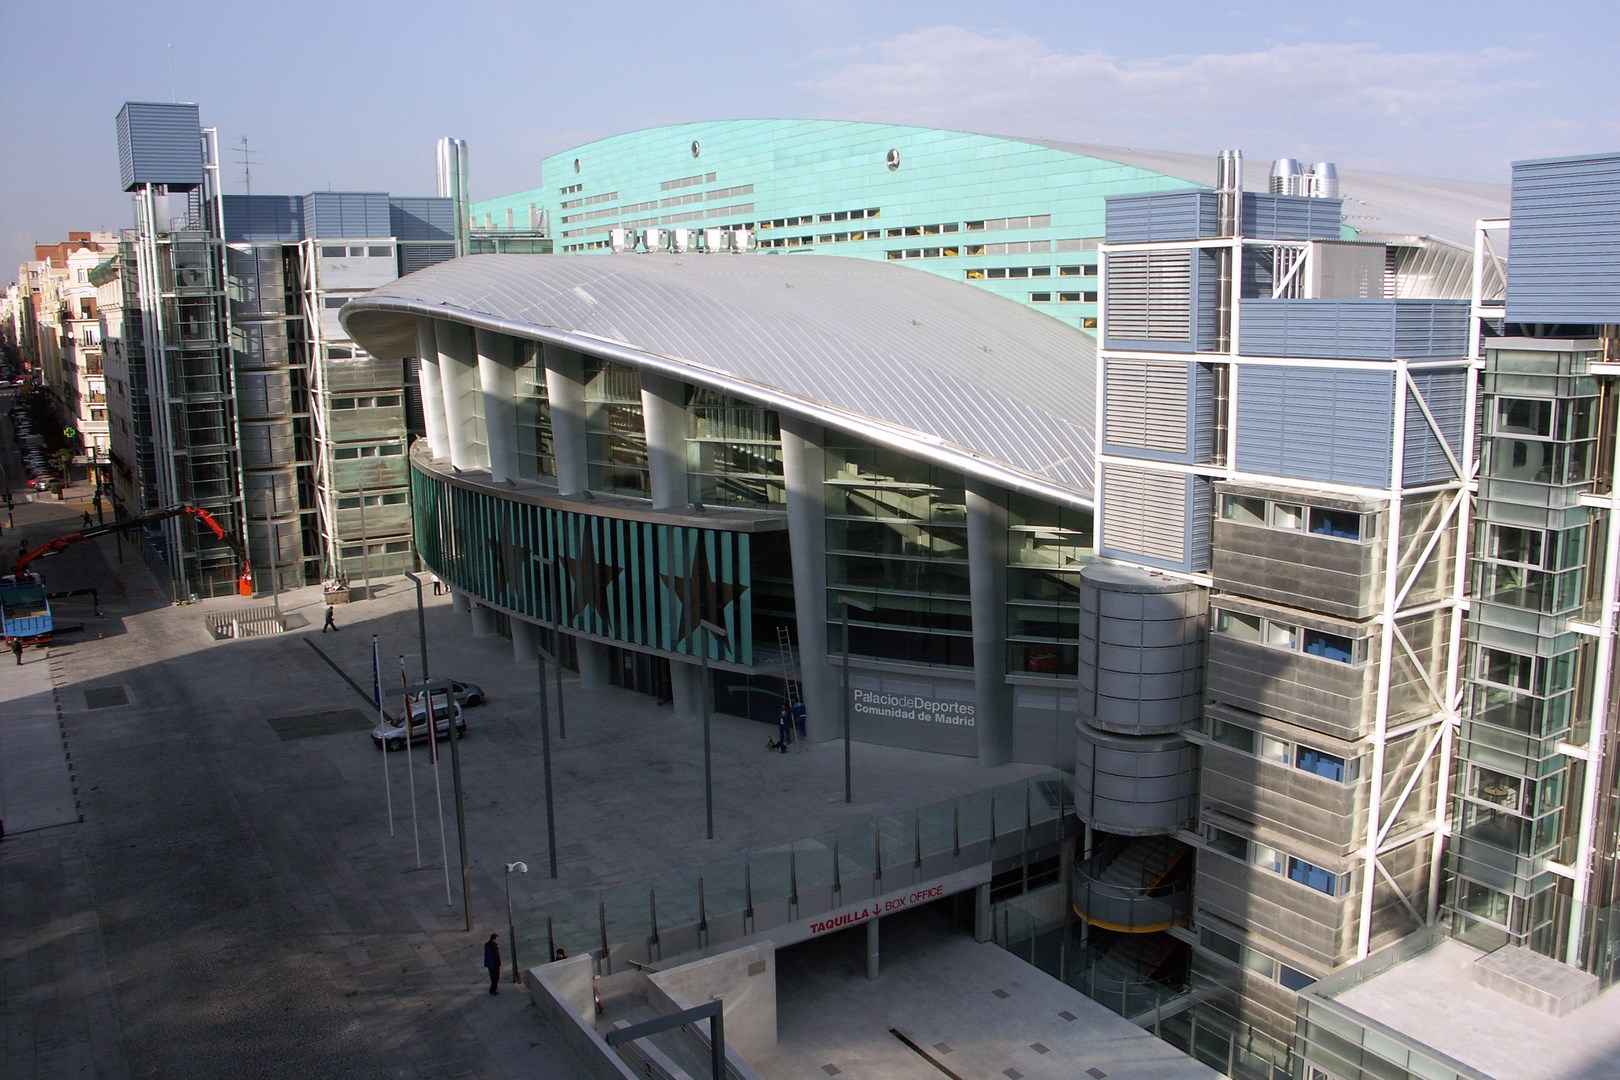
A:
[11,638,22,666]
[484,933,502,994]
[322,606,338,633]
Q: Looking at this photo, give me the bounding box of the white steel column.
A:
[544,345,588,496]
[434,320,480,472]
[475,328,518,483]
[416,319,449,460]
[641,371,688,510]
[641,371,701,716]
[966,480,1013,766]
[781,417,836,741]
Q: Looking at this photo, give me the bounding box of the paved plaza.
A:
[0,417,1208,1078]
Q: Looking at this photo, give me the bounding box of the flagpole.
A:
[375,636,392,835]
[401,655,421,868]
[428,692,451,907]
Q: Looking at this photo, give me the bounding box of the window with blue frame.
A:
[1303,629,1354,663]
[1287,857,1337,895]
[1295,746,1346,782]
[1308,507,1362,539]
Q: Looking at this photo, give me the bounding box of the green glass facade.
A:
[412,467,762,664]
[473,119,1202,335]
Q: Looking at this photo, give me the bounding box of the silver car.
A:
[371,698,466,752]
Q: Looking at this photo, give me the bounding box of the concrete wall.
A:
[525,957,639,1080]
[648,944,774,1078]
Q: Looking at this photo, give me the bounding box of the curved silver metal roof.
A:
[1023,139,1507,249]
[342,253,1097,505]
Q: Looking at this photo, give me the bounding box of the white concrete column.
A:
[576,641,611,689]
[544,345,589,496]
[450,588,470,614]
[866,918,880,981]
[416,319,450,460]
[670,661,703,719]
[641,371,688,510]
[435,320,481,472]
[781,417,835,741]
[470,603,497,637]
[476,328,518,483]
[512,618,539,667]
[967,480,1013,767]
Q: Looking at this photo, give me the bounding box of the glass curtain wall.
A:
[1005,492,1091,676]
[584,358,648,494]
[515,341,556,479]
[688,388,783,506]
[1453,346,1600,953]
[824,437,971,666]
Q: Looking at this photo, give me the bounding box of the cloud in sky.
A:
[800,27,1547,177]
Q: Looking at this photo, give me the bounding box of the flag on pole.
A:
[372,641,382,708]
[400,656,415,741]
[426,691,440,764]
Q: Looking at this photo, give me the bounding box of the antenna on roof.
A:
[234,136,261,195]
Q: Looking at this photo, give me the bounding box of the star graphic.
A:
[660,537,748,648]
[559,518,621,633]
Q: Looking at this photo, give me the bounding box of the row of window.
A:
[659,172,717,192]
[1220,493,1368,541]
[339,538,411,558]
[319,245,394,260]
[336,491,408,509]
[1208,717,1355,782]
[331,394,401,411]
[1200,926,1317,992]
[561,190,619,209]
[1213,608,1360,664]
[1030,292,1097,304]
[968,214,1051,231]
[332,442,404,460]
[1205,824,1342,896]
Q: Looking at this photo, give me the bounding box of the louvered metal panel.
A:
[1192,364,1216,464]
[1105,191,1217,243]
[116,101,204,192]
[1099,462,1195,569]
[1505,152,1620,324]
[1402,368,1469,486]
[389,198,456,241]
[220,195,305,243]
[1241,193,1344,240]
[1104,250,1195,352]
[1239,299,1469,360]
[399,243,456,275]
[344,253,1096,502]
[1235,366,1395,488]
[1103,358,1194,461]
[303,192,392,239]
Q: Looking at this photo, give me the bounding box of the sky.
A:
[2,0,1616,282]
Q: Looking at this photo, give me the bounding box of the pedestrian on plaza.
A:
[81,511,92,528]
[430,574,442,596]
[11,638,22,665]
[484,933,502,994]
[322,606,338,633]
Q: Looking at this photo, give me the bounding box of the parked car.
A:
[371,698,466,751]
[448,680,485,707]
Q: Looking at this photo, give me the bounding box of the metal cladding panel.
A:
[1241,193,1344,240]
[1097,464,1206,572]
[1506,153,1620,324]
[1402,369,1468,487]
[221,195,305,243]
[389,198,456,241]
[345,254,1097,500]
[399,243,457,275]
[1236,366,1395,487]
[1238,299,1469,360]
[116,102,203,191]
[1104,190,1216,243]
[303,192,392,239]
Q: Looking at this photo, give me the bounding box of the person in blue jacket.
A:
[484,933,502,994]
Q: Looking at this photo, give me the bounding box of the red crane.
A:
[11,505,253,596]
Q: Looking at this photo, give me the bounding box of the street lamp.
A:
[537,648,559,879]
[838,596,874,805]
[698,619,728,841]
[535,554,567,739]
[504,861,528,984]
